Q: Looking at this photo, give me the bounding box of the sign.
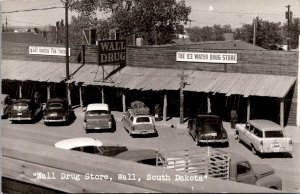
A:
[98,40,126,65]
[29,46,70,56]
[176,52,237,64]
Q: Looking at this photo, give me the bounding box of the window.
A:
[48,103,63,110]
[136,117,151,123]
[87,110,108,115]
[13,102,29,110]
[237,162,251,175]
[265,131,284,138]
[254,128,263,138]
[130,116,134,122]
[245,123,251,131]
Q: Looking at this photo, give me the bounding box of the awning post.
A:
[79,83,83,108]
[207,93,211,113]
[19,84,22,98]
[163,94,167,122]
[47,85,51,100]
[280,98,285,127]
[122,92,126,113]
[247,98,250,122]
[101,87,105,103]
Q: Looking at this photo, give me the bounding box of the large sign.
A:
[29,46,70,56]
[98,40,126,65]
[176,52,237,64]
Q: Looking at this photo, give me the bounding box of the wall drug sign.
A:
[176,52,237,64]
[98,40,126,65]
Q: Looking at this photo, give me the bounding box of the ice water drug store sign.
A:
[98,40,126,65]
[29,46,71,56]
[176,52,237,64]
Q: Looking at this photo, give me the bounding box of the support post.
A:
[280,98,285,127]
[101,87,104,103]
[163,94,167,122]
[297,35,300,125]
[207,94,211,113]
[47,86,51,100]
[122,93,126,113]
[247,98,250,122]
[79,84,83,108]
[19,84,22,98]
[67,83,71,105]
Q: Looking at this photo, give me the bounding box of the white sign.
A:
[29,46,70,56]
[176,52,237,64]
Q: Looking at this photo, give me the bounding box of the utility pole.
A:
[253,15,257,46]
[6,17,8,31]
[286,5,292,51]
[179,71,187,124]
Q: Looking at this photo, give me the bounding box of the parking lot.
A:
[2,107,300,192]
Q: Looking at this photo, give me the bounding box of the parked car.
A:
[43,98,73,125]
[55,137,128,157]
[9,98,43,122]
[236,119,292,155]
[122,109,157,136]
[83,103,114,132]
[188,114,228,146]
[1,94,13,119]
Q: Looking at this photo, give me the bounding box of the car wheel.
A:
[251,145,257,155]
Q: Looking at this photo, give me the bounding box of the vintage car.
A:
[84,103,114,132]
[43,98,72,125]
[121,108,157,136]
[9,98,43,122]
[55,137,128,157]
[236,119,292,155]
[1,94,13,119]
[188,114,228,146]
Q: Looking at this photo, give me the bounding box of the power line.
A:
[5,19,44,26]
[2,6,63,14]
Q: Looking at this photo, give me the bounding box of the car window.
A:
[87,110,108,115]
[130,116,134,122]
[138,158,157,166]
[249,126,255,133]
[237,162,251,175]
[136,117,151,123]
[48,103,64,110]
[245,123,250,131]
[253,128,263,138]
[13,102,28,110]
[264,131,284,138]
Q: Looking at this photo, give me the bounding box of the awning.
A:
[2,60,296,98]
[1,59,82,83]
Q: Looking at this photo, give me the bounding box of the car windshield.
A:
[87,110,108,115]
[48,103,64,110]
[136,117,151,123]
[13,102,28,110]
[264,130,284,138]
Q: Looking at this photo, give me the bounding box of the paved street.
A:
[1,107,300,192]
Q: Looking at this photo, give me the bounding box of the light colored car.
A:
[55,137,128,156]
[83,103,114,132]
[236,119,292,155]
[121,109,157,136]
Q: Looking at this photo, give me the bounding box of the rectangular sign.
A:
[98,40,126,65]
[29,46,70,56]
[176,52,237,64]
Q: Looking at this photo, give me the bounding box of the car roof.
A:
[87,103,109,111]
[47,98,68,103]
[114,149,159,161]
[54,137,103,150]
[196,114,221,120]
[248,119,283,131]
[13,99,31,103]
[128,109,150,116]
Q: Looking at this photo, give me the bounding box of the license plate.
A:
[17,112,22,116]
[271,143,280,152]
[140,131,148,134]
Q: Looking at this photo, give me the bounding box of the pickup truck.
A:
[236,119,292,155]
[160,148,282,190]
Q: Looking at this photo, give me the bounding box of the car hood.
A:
[251,163,274,179]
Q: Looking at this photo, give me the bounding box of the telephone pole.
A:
[253,15,257,46]
[179,71,187,124]
[286,5,292,51]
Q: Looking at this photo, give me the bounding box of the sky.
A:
[1,0,300,29]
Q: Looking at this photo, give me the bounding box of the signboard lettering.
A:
[29,46,70,56]
[176,52,237,64]
[98,40,126,65]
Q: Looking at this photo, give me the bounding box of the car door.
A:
[239,123,250,144]
[236,162,256,185]
[251,128,263,150]
[243,124,254,146]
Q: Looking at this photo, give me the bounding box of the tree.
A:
[188,25,228,42]
[233,17,283,49]
[283,18,300,49]
[70,0,191,45]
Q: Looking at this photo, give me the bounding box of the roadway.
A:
[1,108,299,192]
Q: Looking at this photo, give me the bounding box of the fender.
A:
[255,174,282,190]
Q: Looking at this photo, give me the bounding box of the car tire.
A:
[251,145,257,155]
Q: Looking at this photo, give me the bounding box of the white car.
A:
[55,137,128,156]
[83,103,114,132]
[236,120,292,155]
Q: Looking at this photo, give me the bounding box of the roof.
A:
[87,103,109,111]
[248,119,283,131]
[46,98,68,103]
[54,137,103,150]
[2,60,296,98]
[2,32,48,44]
[13,99,31,103]
[115,149,158,162]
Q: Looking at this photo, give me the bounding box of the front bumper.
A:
[197,138,228,143]
[44,118,68,123]
[130,129,157,135]
[9,117,32,121]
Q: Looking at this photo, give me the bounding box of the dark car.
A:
[9,98,43,122]
[43,98,73,125]
[1,94,13,119]
[188,114,228,146]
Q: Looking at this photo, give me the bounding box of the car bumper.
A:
[197,139,228,143]
[130,130,157,135]
[9,117,32,121]
[84,123,112,130]
[44,118,68,122]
